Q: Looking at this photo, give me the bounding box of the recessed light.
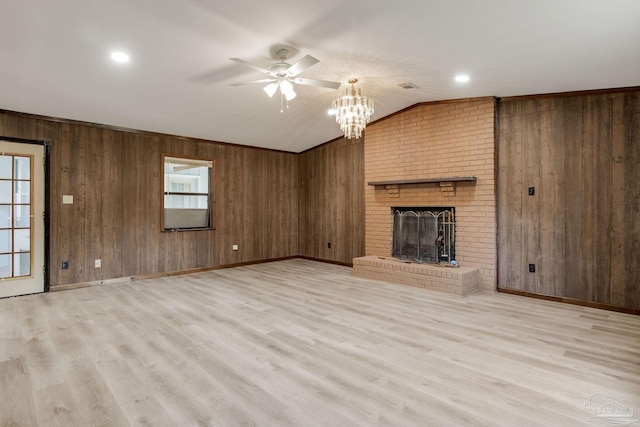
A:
[455,75,470,83]
[110,51,130,63]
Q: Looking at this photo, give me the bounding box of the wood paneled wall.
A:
[0,111,299,287]
[298,137,365,264]
[497,90,640,309]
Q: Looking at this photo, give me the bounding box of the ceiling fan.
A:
[230,48,341,111]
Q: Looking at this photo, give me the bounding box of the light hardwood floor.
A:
[1,259,639,426]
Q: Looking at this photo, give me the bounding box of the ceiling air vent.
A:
[398,82,420,89]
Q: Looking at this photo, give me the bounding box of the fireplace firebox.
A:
[392,207,455,263]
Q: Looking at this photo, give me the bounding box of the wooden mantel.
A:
[367,176,476,196]
[367,176,476,186]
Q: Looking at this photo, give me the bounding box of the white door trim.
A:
[0,138,49,297]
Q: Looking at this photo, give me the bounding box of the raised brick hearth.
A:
[353,256,479,296]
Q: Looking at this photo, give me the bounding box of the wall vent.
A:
[398,82,420,89]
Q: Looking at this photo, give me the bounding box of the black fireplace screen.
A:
[392,207,455,263]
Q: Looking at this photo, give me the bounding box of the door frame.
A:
[0,136,51,292]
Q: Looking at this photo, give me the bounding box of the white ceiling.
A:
[2,1,639,153]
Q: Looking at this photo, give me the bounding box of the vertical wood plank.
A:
[56,123,88,284]
[581,95,613,304]
[497,99,523,289]
[216,144,243,265]
[103,131,124,279]
[537,98,566,296]
[83,126,123,281]
[521,100,542,293]
[84,126,103,282]
[120,133,159,276]
[349,138,365,258]
[193,141,218,268]
[562,97,586,300]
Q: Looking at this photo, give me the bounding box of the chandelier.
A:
[331,78,374,139]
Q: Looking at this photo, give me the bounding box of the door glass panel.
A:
[0,205,10,228]
[0,254,11,278]
[14,205,30,228]
[0,156,11,179]
[14,229,30,252]
[14,157,30,180]
[0,152,33,281]
[14,181,30,204]
[0,181,11,204]
[14,252,30,277]
[0,229,11,252]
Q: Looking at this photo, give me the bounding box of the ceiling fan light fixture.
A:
[279,80,296,101]
[263,82,278,98]
[331,78,374,139]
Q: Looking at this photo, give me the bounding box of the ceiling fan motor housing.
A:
[270,62,292,77]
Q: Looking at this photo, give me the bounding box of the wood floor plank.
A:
[34,382,82,427]
[0,259,639,426]
[0,358,38,427]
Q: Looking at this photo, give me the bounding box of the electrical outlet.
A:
[529,263,536,273]
[61,261,69,270]
[95,259,101,268]
[232,244,239,251]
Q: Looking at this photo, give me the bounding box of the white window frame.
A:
[163,155,214,231]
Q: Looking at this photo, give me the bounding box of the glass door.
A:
[0,141,45,297]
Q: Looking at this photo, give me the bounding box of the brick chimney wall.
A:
[364,97,496,291]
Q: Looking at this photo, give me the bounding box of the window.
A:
[163,155,214,231]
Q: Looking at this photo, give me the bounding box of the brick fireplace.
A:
[356,97,497,292]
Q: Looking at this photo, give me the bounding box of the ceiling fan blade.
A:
[292,77,341,90]
[229,58,273,76]
[230,78,276,86]
[286,55,319,76]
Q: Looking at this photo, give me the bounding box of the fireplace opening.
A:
[392,207,455,263]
